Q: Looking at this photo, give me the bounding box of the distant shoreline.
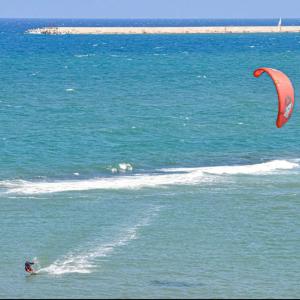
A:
[27,26,300,35]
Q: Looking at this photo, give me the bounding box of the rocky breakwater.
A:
[26,26,300,35]
[27,27,70,34]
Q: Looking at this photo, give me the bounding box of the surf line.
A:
[3,159,299,195]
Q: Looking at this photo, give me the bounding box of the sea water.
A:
[0,19,299,298]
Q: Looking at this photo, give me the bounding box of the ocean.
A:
[0,19,299,298]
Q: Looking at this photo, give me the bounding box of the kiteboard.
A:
[27,271,38,276]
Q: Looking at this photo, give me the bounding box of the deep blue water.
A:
[0,19,299,299]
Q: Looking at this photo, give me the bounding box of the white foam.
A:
[111,168,118,174]
[160,160,298,175]
[2,160,298,195]
[74,54,95,58]
[118,163,133,172]
[39,206,160,275]
[108,163,133,174]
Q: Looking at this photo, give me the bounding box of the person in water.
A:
[25,261,35,273]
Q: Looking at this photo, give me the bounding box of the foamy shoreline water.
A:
[26,26,300,35]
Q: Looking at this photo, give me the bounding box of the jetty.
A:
[27,26,300,35]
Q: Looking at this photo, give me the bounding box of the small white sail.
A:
[278,18,282,27]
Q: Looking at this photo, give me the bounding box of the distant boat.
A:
[278,18,282,27]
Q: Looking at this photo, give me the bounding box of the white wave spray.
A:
[39,206,161,275]
[1,160,298,195]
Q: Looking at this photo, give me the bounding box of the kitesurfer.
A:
[25,261,35,273]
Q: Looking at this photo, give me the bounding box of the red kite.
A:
[253,67,294,128]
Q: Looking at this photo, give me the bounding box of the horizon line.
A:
[0,17,297,20]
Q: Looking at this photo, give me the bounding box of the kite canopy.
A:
[253,67,294,128]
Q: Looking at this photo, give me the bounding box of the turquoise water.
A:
[0,19,300,298]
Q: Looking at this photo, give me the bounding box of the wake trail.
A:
[38,206,161,275]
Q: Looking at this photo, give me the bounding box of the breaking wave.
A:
[1,160,298,195]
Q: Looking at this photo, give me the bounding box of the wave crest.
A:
[1,160,298,195]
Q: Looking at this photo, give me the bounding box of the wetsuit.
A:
[25,261,34,273]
